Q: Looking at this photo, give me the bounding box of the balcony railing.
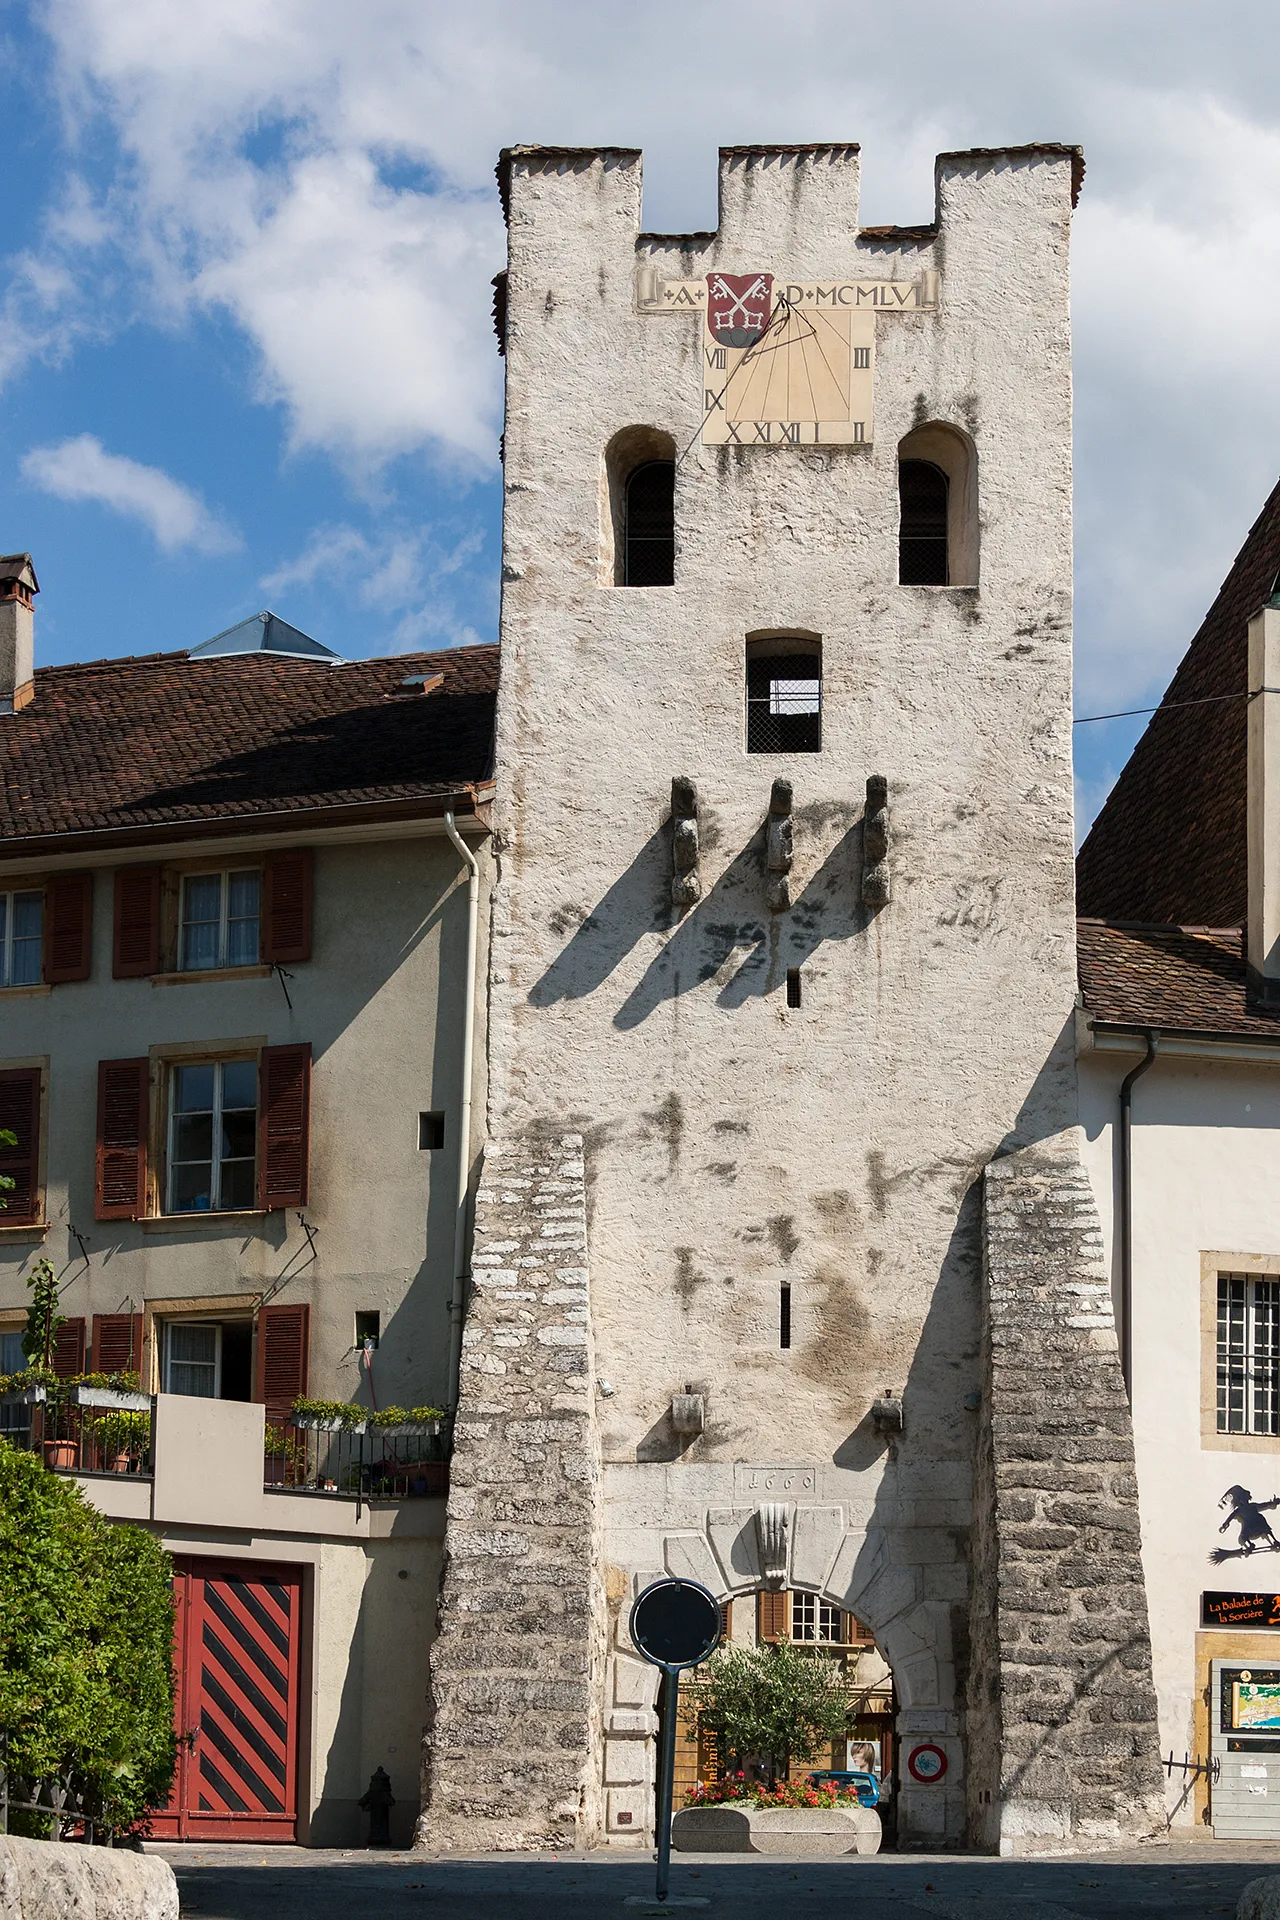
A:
[264,1421,449,1500]
[0,1386,153,1478]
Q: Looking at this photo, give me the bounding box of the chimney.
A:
[0,554,37,713]
[1248,596,1280,1001]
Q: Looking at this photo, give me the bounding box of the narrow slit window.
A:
[786,969,802,1009]
[898,459,950,585]
[1218,1272,1280,1435]
[623,461,675,586]
[419,1111,445,1150]
[746,639,822,754]
[355,1310,380,1350]
[780,1283,792,1350]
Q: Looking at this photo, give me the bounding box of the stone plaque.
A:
[735,1464,817,1499]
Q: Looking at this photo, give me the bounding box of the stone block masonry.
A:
[969,1139,1164,1854]
[419,1131,605,1852]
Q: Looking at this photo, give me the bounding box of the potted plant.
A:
[87,1408,151,1473]
[263,1424,306,1487]
[370,1404,444,1437]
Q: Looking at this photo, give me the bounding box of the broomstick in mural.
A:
[1211,1486,1280,1563]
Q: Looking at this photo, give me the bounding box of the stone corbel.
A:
[861,774,890,908]
[755,1502,790,1589]
[765,778,793,913]
[671,775,700,910]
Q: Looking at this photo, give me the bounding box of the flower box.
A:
[0,1386,47,1407]
[293,1414,367,1435]
[374,1421,440,1439]
[70,1386,151,1412]
[671,1804,881,1856]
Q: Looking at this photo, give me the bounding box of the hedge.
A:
[0,1440,176,1837]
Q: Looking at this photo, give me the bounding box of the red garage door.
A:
[153,1559,303,1842]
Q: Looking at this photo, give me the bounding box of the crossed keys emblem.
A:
[706,272,774,348]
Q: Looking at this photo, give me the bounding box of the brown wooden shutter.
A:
[0,1068,42,1225]
[255,1303,310,1422]
[262,850,313,964]
[257,1044,311,1210]
[43,872,93,983]
[52,1317,86,1378]
[112,866,161,978]
[757,1590,787,1644]
[95,1058,149,1220]
[92,1312,145,1377]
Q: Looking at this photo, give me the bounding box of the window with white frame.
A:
[167,1060,258,1213]
[0,891,42,986]
[790,1592,845,1644]
[1218,1272,1280,1435]
[164,1322,221,1397]
[179,870,261,971]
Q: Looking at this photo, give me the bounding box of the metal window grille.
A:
[1218,1273,1280,1434]
[623,461,675,586]
[746,650,822,753]
[898,458,949,585]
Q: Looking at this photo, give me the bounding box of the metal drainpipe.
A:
[1118,1029,1160,1401]
[443,812,480,1413]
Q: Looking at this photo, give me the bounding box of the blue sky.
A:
[4,0,1280,834]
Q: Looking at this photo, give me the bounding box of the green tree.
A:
[681,1637,852,1782]
[0,1441,176,1837]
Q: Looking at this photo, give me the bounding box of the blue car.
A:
[805,1768,880,1808]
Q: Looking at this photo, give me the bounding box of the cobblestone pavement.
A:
[153,1838,1280,1919]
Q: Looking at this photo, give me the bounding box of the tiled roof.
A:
[1076,475,1280,928]
[1077,917,1280,1039]
[0,644,497,854]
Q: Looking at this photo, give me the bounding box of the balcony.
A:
[0,1389,448,1541]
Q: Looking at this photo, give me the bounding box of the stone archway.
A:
[602,1500,962,1847]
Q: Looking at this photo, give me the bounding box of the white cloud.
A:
[21,435,240,554]
[260,520,490,649]
[13,0,1280,784]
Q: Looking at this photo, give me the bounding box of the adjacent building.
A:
[1077,477,1280,1838]
[0,559,494,1845]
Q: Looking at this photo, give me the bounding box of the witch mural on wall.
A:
[1211,1487,1280,1563]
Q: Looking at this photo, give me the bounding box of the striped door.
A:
[154,1559,303,1842]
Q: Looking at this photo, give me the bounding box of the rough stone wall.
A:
[971,1138,1164,1854]
[420,1131,605,1851]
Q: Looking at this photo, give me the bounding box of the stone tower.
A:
[423,141,1163,1856]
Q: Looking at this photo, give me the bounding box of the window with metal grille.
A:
[623,461,675,585]
[790,1592,845,1644]
[746,639,822,754]
[898,458,949,585]
[1218,1273,1280,1434]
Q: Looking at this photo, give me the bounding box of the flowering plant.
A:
[685,1771,864,1810]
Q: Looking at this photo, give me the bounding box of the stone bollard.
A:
[0,1834,178,1920]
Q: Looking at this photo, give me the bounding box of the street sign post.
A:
[629,1577,723,1905]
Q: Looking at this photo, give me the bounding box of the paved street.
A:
[153,1838,1280,1919]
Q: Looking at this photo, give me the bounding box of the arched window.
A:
[896,423,979,588]
[745,634,822,754]
[624,461,675,586]
[898,461,949,585]
[602,427,677,586]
